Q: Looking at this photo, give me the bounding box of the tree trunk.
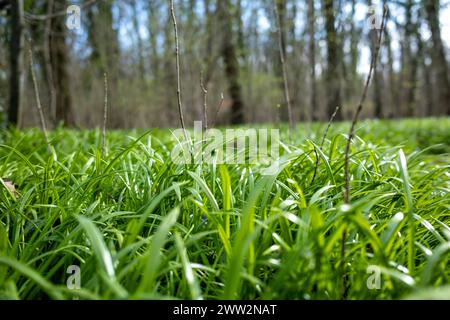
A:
[373,63,383,118]
[8,0,24,127]
[367,1,383,118]
[274,0,289,122]
[217,0,245,125]
[50,1,75,126]
[86,4,100,69]
[87,1,120,78]
[323,0,342,120]
[418,32,435,116]
[44,0,56,126]
[403,0,417,117]
[344,0,358,110]
[202,0,215,84]
[86,0,121,127]
[148,0,160,80]
[424,0,450,115]
[131,1,146,83]
[307,0,317,121]
[349,0,358,82]
[385,28,397,118]
[236,0,246,61]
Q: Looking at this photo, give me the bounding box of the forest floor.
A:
[0,118,449,299]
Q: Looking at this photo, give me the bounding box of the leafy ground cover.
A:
[0,118,449,299]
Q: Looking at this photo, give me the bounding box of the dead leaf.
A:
[2,179,18,198]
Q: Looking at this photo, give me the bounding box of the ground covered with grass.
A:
[0,118,449,299]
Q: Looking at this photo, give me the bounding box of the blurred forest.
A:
[0,0,449,129]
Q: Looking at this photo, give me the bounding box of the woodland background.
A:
[0,0,449,129]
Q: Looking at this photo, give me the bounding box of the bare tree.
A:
[148,0,160,80]
[323,0,342,120]
[8,0,24,126]
[217,0,245,125]
[49,0,75,126]
[85,0,121,127]
[131,1,146,83]
[349,0,359,83]
[423,0,450,115]
[416,27,434,116]
[384,27,398,118]
[44,0,56,125]
[307,0,317,121]
[367,1,384,118]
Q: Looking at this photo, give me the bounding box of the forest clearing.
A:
[0,0,449,303]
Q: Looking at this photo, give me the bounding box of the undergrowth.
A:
[0,118,449,300]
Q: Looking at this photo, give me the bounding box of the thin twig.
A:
[204,93,225,143]
[204,92,225,148]
[102,72,108,159]
[211,93,224,129]
[200,70,208,131]
[340,5,388,299]
[311,106,339,184]
[28,46,56,162]
[273,0,294,140]
[344,6,388,203]
[170,0,188,141]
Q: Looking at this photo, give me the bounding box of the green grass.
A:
[0,118,449,300]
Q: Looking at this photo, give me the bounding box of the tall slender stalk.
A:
[311,106,339,185]
[344,6,388,203]
[102,72,108,160]
[200,71,208,131]
[170,0,187,141]
[273,0,294,140]
[341,5,388,299]
[28,46,56,162]
[211,93,224,129]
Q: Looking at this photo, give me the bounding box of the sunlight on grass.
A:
[0,118,449,299]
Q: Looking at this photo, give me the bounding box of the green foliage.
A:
[0,118,449,299]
